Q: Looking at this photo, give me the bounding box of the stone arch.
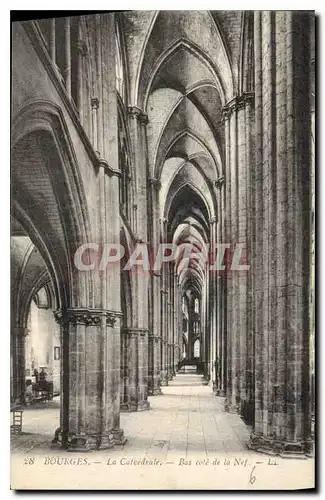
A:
[159,156,218,223]
[156,129,221,183]
[144,39,226,108]
[164,181,213,225]
[11,99,93,310]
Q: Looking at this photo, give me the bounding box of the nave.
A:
[11,11,315,461]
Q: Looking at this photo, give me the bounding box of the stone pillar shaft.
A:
[54,309,125,451]
[209,217,217,389]
[224,103,239,412]
[249,11,312,457]
[148,180,163,395]
[120,328,149,411]
[160,218,169,385]
[76,28,86,126]
[64,17,71,98]
[11,326,27,404]
[50,18,56,64]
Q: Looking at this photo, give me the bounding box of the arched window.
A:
[194,298,199,314]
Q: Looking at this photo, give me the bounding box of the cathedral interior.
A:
[11,11,315,458]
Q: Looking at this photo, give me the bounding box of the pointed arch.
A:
[156,129,221,181]
[133,10,159,106]
[164,181,212,224]
[11,100,93,308]
[143,38,227,110]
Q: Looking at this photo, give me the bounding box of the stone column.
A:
[119,106,150,411]
[76,37,87,126]
[49,18,56,65]
[209,216,217,389]
[219,120,230,400]
[147,178,163,395]
[64,17,71,98]
[120,327,149,411]
[177,286,183,368]
[223,91,253,413]
[214,177,225,395]
[204,270,209,380]
[236,93,254,420]
[245,93,255,424]
[53,309,125,451]
[224,99,239,413]
[167,264,175,379]
[51,12,124,448]
[11,326,27,404]
[91,97,99,154]
[249,11,313,456]
[160,217,169,386]
[173,276,180,375]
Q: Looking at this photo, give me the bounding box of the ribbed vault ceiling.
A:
[121,10,243,296]
[122,10,235,297]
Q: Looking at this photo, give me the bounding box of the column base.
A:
[137,400,150,411]
[147,380,154,395]
[120,400,150,412]
[51,427,127,451]
[248,433,312,458]
[215,388,226,397]
[148,375,161,396]
[160,373,169,386]
[223,401,239,413]
[305,437,315,458]
[149,387,163,396]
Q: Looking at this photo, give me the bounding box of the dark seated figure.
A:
[39,368,47,391]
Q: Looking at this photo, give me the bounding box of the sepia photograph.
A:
[10,9,315,490]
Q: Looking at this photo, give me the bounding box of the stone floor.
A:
[10,374,315,490]
[11,374,251,457]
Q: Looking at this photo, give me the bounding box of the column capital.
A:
[241,91,255,105]
[215,175,224,189]
[222,92,255,119]
[54,308,122,327]
[222,97,237,119]
[149,178,161,190]
[122,327,148,337]
[148,334,161,342]
[139,112,149,125]
[106,311,122,328]
[127,106,148,124]
[159,217,167,225]
[91,97,99,110]
[209,216,216,225]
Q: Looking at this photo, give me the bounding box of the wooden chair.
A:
[11,407,24,435]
